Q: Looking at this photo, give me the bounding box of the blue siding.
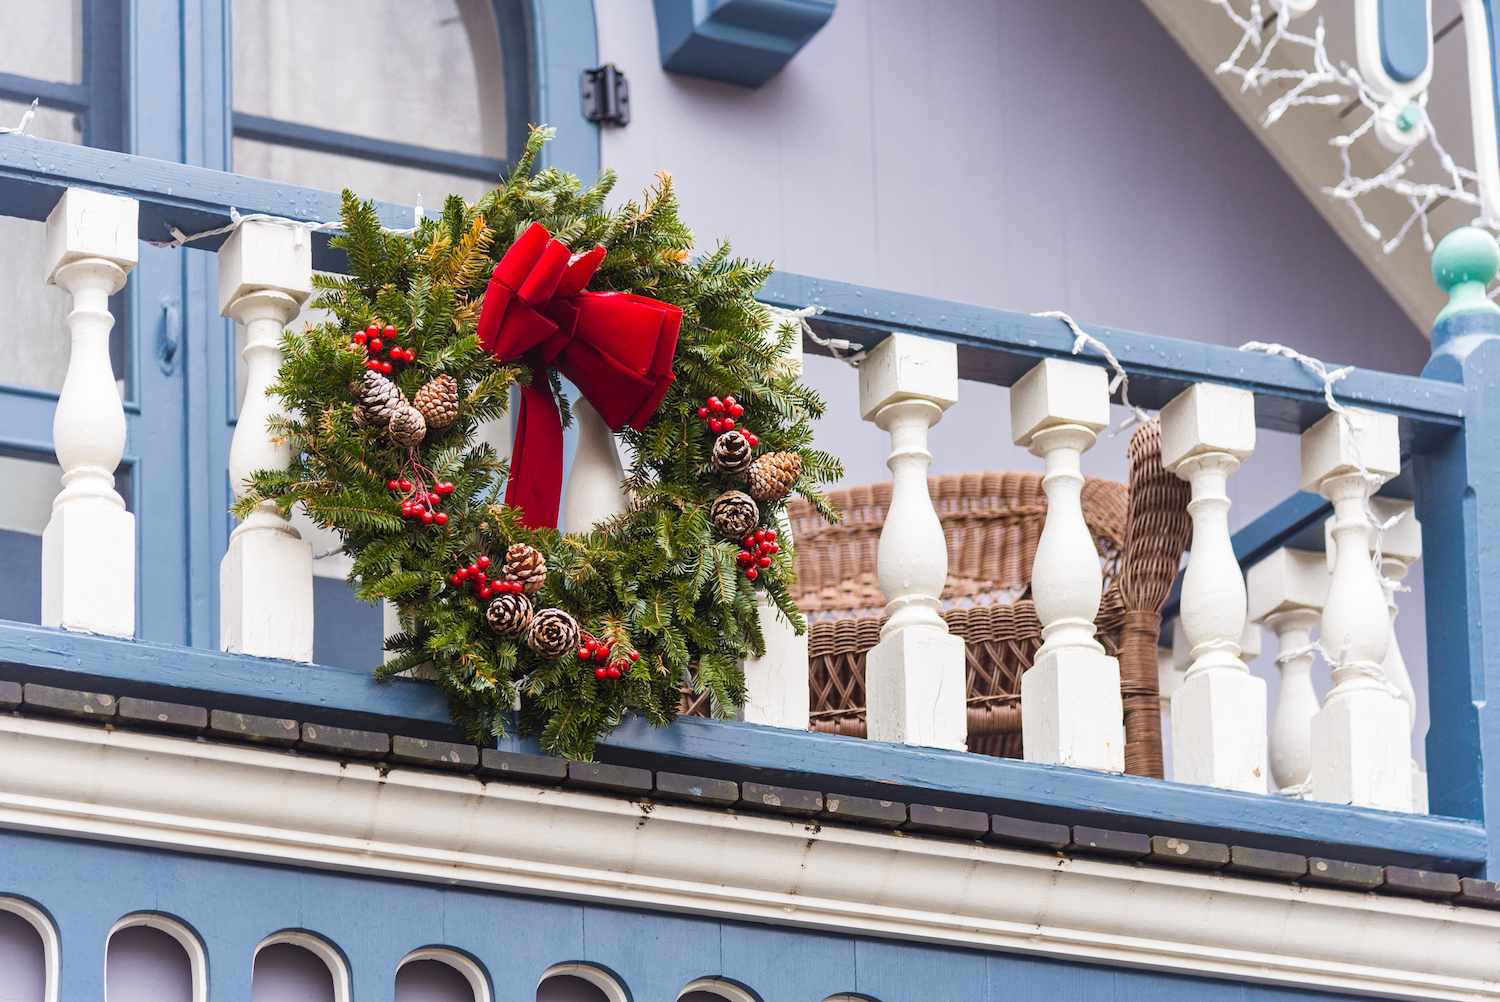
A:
[0,829,1364,1002]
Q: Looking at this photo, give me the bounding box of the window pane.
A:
[396,959,475,1002]
[233,137,491,208]
[253,943,335,1002]
[0,1,83,83]
[0,910,45,1002]
[107,926,192,1002]
[0,100,88,393]
[231,0,505,158]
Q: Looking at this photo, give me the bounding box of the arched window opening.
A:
[396,948,489,1002]
[0,906,48,1002]
[252,933,349,1002]
[536,963,628,1002]
[106,925,193,1002]
[679,977,760,1002]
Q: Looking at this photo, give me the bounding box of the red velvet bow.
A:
[477,222,682,528]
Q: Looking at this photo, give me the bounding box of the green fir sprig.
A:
[234,126,841,759]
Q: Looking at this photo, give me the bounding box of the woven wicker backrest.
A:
[787,471,1129,618]
[680,420,1189,775]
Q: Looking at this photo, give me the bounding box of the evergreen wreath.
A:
[235,128,842,759]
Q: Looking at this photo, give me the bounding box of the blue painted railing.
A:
[1,130,1498,875]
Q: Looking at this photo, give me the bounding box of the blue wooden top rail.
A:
[760,271,1464,444]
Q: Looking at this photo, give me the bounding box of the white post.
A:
[1371,497,1426,812]
[218,220,314,661]
[1247,547,1328,796]
[1161,383,1267,792]
[40,189,139,638]
[740,309,809,729]
[857,332,965,748]
[561,397,628,532]
[1302,409,1412,810]
[1010,358,1122,771]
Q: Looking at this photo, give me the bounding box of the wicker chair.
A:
[786,418,1190,777]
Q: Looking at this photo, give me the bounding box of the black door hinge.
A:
[581,64,630,126]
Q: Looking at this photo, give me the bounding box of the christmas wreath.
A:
[235,128,841,759]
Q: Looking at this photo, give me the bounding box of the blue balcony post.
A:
[1416,227,1500,871]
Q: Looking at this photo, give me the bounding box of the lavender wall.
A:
[598,0,1434,763]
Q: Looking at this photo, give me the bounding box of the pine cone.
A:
[413,374,459,430]
[748,451,802,502]
[503,543,548,594]
[387,403,428,447]
[711,490,759,539]
[526,607,579,658]
[485,592,534,637]
[711,430,754,474]
[356,370,405,429]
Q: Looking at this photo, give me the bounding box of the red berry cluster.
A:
[736,528,779,581]
[695,395,759,446]
[578,636,639,680]
[355,323,415,374]
[388,477,454,526]
[449,555,525,600]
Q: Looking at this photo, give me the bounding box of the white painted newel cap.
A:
[1159,382,1256,469]
[1299,409,1400,492]
[857,331,958,420]
[217,219,314,314]
[1009,357,1109,447]
[44,188,138,279]
[1247,548,1329,623]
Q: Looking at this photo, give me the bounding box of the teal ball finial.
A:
[1432,226,1500,293]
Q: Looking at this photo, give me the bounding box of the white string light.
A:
[776,304,864,366]
[1033,310,1151,433]
[0,99,37,137]
[148,203,424,250]
[1208,0,1483,253]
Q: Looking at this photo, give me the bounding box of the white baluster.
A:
[857,332,965,748]
[218,220,314,661]
[1010,358,1122,771]
[740,307,810,729]
[561,397,628,532]
[40,189,139,637]
[1247,547,1328,795]
[1302,409,1412,810]
[1161,383,1267,792]
[1371,497,1426,812]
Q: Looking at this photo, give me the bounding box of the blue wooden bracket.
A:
[654,0,836,87]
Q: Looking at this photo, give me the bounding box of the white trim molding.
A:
[0,717,1496,1000]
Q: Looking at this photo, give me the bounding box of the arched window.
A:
[396,948,489,1002]
[536,963,629,1002]
[252,933,350,1002]
[105,920,199,1002]
[680,978,759,1002]
[0,899,54,1002]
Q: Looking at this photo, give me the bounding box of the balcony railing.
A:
[1,132,1498,878]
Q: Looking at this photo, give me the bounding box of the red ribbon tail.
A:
[505,381,565,530]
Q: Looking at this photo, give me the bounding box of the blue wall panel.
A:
[0,829,1373,1001]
